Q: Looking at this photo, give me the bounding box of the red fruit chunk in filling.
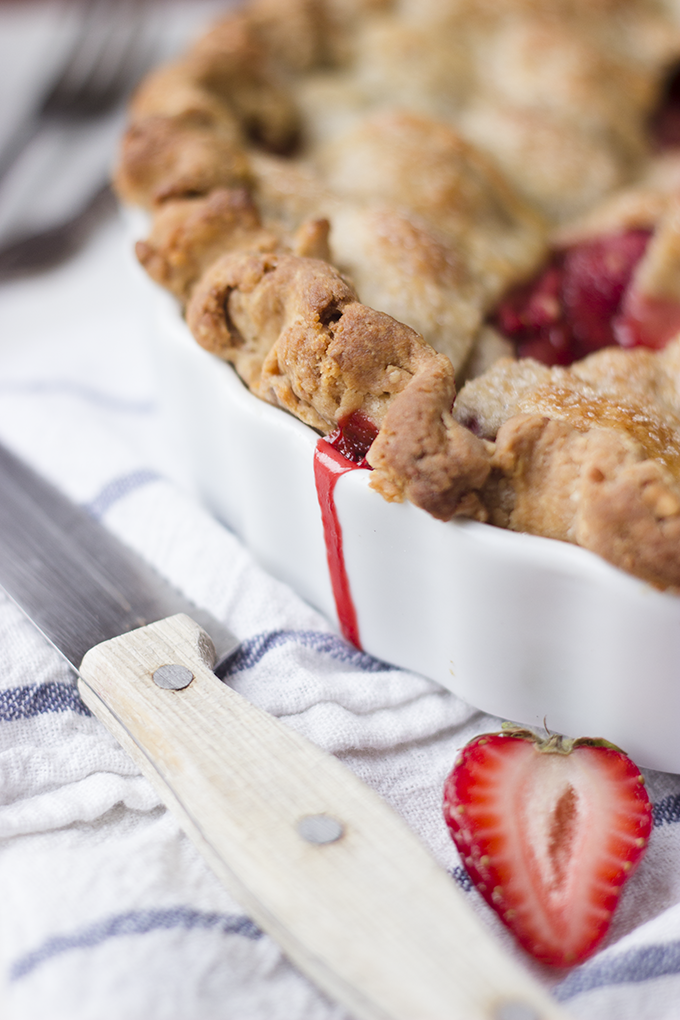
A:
[496,264,562,335]
[327,411,378,467]
[493,230,653,365]
[614,288,680,350]
[496,263,573,365]
[561,231,651,354]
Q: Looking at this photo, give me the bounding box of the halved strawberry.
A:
[442,726,652,968]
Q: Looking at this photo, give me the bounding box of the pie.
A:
[114,0,680,590]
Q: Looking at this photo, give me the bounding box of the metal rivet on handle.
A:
[297,814,344,844]
[153,664,194,690]
[494,1002,542,1020]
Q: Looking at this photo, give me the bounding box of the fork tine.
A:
[0,0,158,183]
[43,0,151,119]
[39,0,102,116]
[0,0,186,271]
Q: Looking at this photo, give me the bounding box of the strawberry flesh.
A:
[327,411,378,467]
[614,288,680,350]
[443,729,652,968]
[494,230,654,365]
[561,231,651,354]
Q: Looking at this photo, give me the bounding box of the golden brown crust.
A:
[489,412,680,589]
[246,0,375,70]
[134,188,279,303]
[185,250,295,389]
[243,111,547,370]
[186,15,301,153]
[552,155,680,244]
[117,0,680,218]
[133,183,332,307]
[367,373,492,521]
[316,110,547,293]
[460,104,643,224]
[451,341,680,587]
[576,456,680,587]
[629,199,680,302]
[116,1,551,347]
[127,59,236,128]
[246,0,338,71]
[113,114,252,207]
[351,0,680,219]
[187,250,493,517]
[114,12,302,209]
[290,217,332,260]
[326,204,484,371]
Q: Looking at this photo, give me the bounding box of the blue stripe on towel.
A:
[0,682,90,720]
[555,941,680,1001]
[217,629,393,676]
[450,866,472,892]
[10,907,263,980]
[0,631,391,721]
[84,469,163,519]
[653,793,680,827]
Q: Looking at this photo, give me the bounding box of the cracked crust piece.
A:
[113,14,300,208]
[135,188,279,303]
[452,340,680,587]
[186,251,491,517]
[114,112,253,208]
[135,184,332,305]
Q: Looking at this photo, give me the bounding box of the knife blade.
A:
[0,440,569,1020]
[0,441,238,665]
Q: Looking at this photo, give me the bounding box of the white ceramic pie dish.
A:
[147,282,680,774]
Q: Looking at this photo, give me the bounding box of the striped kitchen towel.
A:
[0,187,678,1020]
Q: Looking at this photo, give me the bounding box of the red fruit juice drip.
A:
[313,412,378,649]
[314,441,362,647]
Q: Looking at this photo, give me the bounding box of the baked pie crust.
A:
[115,0,680,590]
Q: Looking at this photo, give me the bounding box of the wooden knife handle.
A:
[78,614,568,1020]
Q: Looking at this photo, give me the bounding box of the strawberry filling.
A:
[326,411,378,467]
[494,230,655,365]
[615,287,680,350]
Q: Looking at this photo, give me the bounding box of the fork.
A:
[0,0,162,275]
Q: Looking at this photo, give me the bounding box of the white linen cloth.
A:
[2,5,680,1020]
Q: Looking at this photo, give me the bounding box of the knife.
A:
[0,440,568,1020]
